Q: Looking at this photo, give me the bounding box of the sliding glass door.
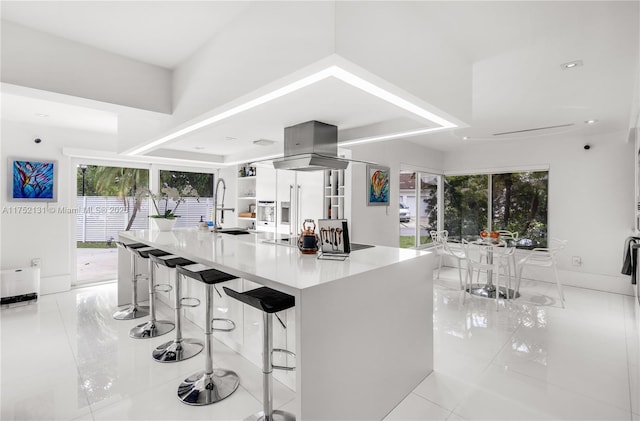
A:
[399,170,440,248]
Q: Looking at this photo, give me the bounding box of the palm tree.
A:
[93,166,149,230]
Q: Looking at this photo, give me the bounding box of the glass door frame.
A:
[399,164,444,249]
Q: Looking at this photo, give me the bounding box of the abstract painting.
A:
[10,159,57,201]
[367,165,390,206]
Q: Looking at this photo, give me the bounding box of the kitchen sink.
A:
[217,229,251,235]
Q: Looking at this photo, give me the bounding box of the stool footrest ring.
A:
[180,297,200,308]
[155,283,173,293]
[271,348,296,371]
[212,318,236,332]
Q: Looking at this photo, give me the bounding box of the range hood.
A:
[272,121,350,171]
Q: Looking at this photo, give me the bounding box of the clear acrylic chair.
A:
[516,238,568,308]
[430,230,466,289]
[495,230,519,288]
[462,239,512,311]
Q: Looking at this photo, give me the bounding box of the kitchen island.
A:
[119,227,433,420]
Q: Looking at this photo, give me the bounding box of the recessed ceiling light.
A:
[462,136,469,140]
[584,119,598,124]
[561,60,583,70]
[35,113,49,118]
[253,139,277,146]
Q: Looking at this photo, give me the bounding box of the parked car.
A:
[399,203,411,222]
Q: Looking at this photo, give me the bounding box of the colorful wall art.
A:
[10,159,57,201]
[367,165,390,206]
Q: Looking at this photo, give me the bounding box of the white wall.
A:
[346,131,634,295]
[348,140,444,247]
[442,131,634,295]
[1,21,172,114]
[1,121,117,294]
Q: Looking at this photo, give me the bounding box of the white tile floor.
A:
[1,268,638,420]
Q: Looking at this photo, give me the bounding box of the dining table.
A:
[465,237,520,299]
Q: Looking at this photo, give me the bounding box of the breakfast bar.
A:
[118,227,433,420]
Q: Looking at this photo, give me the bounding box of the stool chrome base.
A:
[153,339,204,363]
[113,305,149,320]
[177,369,240,405]
[129,320,174,339]
[246,410,296,421]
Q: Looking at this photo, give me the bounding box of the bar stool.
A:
[129,247,175,339]
[223,285,296,421]
[113,241,150,320]
[176,264,240,406]
[149,254,204,363]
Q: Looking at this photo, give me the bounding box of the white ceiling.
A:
[1,1,638,159]
[1,93,118,134]
[0,1,250,69]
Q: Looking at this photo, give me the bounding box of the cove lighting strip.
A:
[127,65,457,156]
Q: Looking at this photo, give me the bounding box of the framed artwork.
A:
[367,165,390,206]
[8,158,57,201]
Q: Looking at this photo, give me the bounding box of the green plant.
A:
[148,185,199,219]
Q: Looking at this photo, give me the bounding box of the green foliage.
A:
[77,165,149,197]
[492,171,548,247]
[77,241,116,249]
[400,236,416,248]
[159,170,213,197]
[77,165,149,230]
[443,175,488,241]
[442,172,548,247]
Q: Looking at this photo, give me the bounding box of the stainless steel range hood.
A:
[272,120,350,171]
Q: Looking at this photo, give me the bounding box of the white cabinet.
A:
[256,166,277,232]
[256,166,277,201]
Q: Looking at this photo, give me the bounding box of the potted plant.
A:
[148,184,199,231]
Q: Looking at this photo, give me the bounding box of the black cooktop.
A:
[349,243,375,251]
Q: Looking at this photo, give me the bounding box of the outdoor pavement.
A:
[76,248,118,284]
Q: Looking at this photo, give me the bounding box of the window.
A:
[444,171,548,248]
[443,175,488,242]
[159,170,214,228]
[492,171,548,248]
[399,171,440,248]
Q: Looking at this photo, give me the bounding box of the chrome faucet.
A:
[212,178,235,231]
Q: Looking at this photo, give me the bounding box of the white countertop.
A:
[119,228,430,292]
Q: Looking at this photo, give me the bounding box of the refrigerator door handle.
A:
[289,184,294,236]
[297,184,301,234]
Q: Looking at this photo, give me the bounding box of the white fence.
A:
[76,196,213,242]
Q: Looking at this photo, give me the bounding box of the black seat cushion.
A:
[134,247,170,259]
[151,255,195,269]
[223,286,294,314]
[125,243,148,250]
[176,266,237,285]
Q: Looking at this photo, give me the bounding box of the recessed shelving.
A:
[324,168,345,220]
[237,164,258,230]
